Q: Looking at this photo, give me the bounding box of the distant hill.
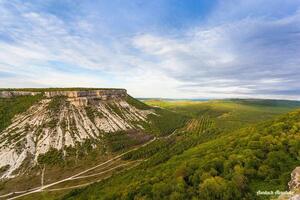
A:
[138,98,210,101]
[226,98,300,107]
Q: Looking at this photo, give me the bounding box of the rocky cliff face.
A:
[0,89,153,179]
[278,167,300,200]
[0,89,127,99]
[288,167,300,199]
[289,167,300,191]
[0,91,41,98]
[44,89,127,99]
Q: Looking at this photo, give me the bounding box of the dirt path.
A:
[72,161,138,180]
[43,162,141,192]
[41,164,45,187]
[167,129,177,138]
[4,137,157,200]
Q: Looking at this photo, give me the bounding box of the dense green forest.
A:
[61,100,300,200]
[2,98,300,199]
[0,95,42,132]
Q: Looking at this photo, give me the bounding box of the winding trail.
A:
[72,161,139,180]
[41,164,45,187]
[43,163,141,192]
[3,137,157,200]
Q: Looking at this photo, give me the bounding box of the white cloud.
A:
[131,8,300,99]
[0,0,300,99]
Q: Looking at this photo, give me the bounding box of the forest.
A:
[60,100,300,200]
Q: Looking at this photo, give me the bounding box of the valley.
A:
[59,99,300,200]
[1,0,299,199]
[1,90,300,200]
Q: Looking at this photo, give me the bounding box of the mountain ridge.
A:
[0,89,155,179]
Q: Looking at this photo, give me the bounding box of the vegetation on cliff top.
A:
[0,94,43,132]
[126,95,151,110]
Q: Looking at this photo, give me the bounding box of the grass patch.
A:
[104,131,152,153]
[126,95,151,110]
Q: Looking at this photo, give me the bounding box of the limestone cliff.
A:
[44,89,127,99]
[0,91,41,98]
[0,89,154,179]
[278,167,300,200]
[0,89,126,99]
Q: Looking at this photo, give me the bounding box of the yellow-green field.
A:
[145,99,300,132]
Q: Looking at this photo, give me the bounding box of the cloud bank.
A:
[0,0,300,99]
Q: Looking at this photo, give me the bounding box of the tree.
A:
[199,176,231,200]
[152,182,171,199]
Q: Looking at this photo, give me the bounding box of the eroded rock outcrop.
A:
[0,91,41,98]
[44,89,127,99]
[288,167,300,200]
[0,89,153,179]
[289,167,300,191]
[278,167,300,200]
[0,89,126,99]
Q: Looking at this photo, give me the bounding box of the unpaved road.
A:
[2,137,157,200]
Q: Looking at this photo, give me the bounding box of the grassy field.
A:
[145,99,300,132]
[12,159,141,200]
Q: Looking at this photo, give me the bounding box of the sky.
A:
[0,0,300,99]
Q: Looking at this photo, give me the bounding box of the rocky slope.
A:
[278,167,300,200]
[0,89,154,179]
[279,167,300,200]
[288,167,300,199]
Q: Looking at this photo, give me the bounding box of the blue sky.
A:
[0,0,300,99]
